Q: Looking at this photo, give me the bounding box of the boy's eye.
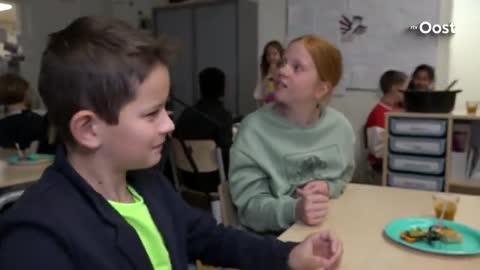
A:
[293,64,302,72]
[145,109,160,118]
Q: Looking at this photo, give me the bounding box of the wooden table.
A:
[0,162,51,189]
[279,183,480,270]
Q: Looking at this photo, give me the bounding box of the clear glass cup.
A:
[432,194,460,221]
[466,101,478,115]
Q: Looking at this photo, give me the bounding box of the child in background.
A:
[408,64,435,91]
[254,40,284,104]
[366,70,408,172]
[0,73,45,150]
[174,67,233,193]
[0,17,343,270]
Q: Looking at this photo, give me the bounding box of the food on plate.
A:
[431,225,463,243]
[399,225,463,244]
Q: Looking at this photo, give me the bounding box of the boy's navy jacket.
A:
[0,148,296,269]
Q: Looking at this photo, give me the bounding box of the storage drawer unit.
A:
[389,154,445,175]
[389,136,446,156]
[388,172,444,191]
[389,118,447,137]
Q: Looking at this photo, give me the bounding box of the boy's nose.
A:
[159,112,175,134]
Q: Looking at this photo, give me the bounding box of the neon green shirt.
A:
[108,186,171,270]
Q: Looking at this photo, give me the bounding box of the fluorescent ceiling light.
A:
[0,3,12,12]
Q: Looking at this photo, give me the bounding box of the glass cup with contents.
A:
[433,194,460,221]
[466,101,479,115]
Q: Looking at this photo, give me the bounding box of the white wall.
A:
[435,0,453,91]
[449,0,480,112]
[255,0,287,56]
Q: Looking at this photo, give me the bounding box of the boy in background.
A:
[366,70,407,173]
[0,73,45,150]
[174,67,232,193]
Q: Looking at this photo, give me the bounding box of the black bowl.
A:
[404,90,461,113]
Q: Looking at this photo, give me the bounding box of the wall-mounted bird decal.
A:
[339,14,367,42]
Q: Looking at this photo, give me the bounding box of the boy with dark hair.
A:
[0,17,342,270]
[0,73,45,150]
[366,70,408,172]
[174,67,232,193]
[198,67,225,99]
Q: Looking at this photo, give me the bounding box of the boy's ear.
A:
[69,110,102,149]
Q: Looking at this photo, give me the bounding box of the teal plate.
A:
[7,154,54,165]
[384,217,480,255]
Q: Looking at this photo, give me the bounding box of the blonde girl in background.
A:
[254,40,284,105]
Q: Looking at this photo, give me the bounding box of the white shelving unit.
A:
[382,111,480,195]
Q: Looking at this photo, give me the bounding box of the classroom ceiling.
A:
[0,3,16,24]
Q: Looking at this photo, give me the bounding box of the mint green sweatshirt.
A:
[229,104,355,232]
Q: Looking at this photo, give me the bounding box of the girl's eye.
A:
[293,64,302,72]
